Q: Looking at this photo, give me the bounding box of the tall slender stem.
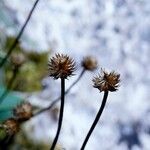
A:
[50,78,65,150]
[33,69,85,117]
[0,0,40,68]
[0,67,19,104]
[80,91,109,150]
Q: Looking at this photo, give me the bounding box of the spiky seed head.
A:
[3,119,19,135]
[81,56,98,71]
[13,102,33,121]
[93,69,120,92]
[48,54,75,79]
[10,53,26,68]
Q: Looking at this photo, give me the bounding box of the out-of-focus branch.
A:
[0,0,40,68]
[0,52,25,104]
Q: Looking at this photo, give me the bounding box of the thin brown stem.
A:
[50,78,65,150]
[0,0,40,68]
[32,69,85,117]
[80,91,109,150]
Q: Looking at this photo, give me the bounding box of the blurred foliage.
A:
[0,85,23,144]
[0,86,23,122]
[9,131,50,150]
[4,36,49,92]
[0,36,54,149]
[0,127,7,142]
[0,130,50,150]
[0,127,62,150]
[4,37,23,52]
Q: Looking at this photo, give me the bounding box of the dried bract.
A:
[81,56,97,71]
[13,102,33,121]
[48,54,75,79]
[93,69,120,92]
[3,119,19,135]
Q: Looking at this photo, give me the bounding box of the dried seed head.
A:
[93,69,120,92]
[3,119,19,135]
[48,54,75,79]
[13,102,33,121]
[10,53,26,68]
[81,56,97,71]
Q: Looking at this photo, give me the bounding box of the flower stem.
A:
[50,78,65,150]
[0,0,40,68]
[80,91,109,150]
[33,69,85,118]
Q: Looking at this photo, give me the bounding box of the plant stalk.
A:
[80,91,109,150]
[50,78,65,150]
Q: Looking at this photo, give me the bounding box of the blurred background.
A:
[0,0,150,149]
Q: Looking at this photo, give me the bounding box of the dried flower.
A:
[13,102,33,121]
[10,53,25,68]
[48,54,75,79]
[93,69,120,92]
[81,56,97,71]
[3,119,19,135]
